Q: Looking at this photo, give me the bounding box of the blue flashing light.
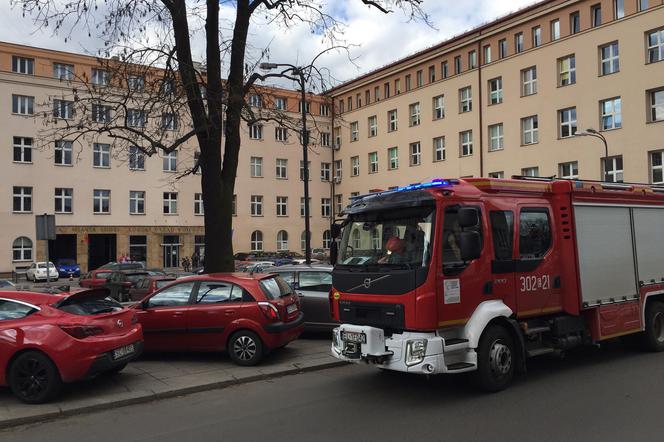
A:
[349,178,455,201]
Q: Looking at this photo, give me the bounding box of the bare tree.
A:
[14,0,430,272]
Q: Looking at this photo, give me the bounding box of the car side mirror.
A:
[459,231,481,261]
[458,207,479,228]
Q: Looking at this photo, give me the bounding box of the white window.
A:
[334,160,343,182]
[12,95,34,115]
[194,193,204,215]
[350,121,359,142]
[249,124,263,140]
[468,51,477,69]
[388,147,398,170]
[559,55,576,86]
[54,188,73,214]
[12,56,34,75]
[460,130,473,157]
[441,61,449,78]
[251,195,263,216]
[428,66,436,83]
[351,156,360,177]
[321,162,331,182]
[300,231,308,251]
[388,109,398,132]
[163,151,177,172]
[521,167,539,177]
[321,198,331,218]
[93,143,111,168]
[459,87,472,113]
[433,136,445,162]
[335,194,343,214]
[483,45,492,64]
[559,161,579,179]
[275,97,287,110]
[129,191,145,215]
[12,237,32,261]
[433,95,445,120]
[248,94,262,108]
[127,75,144,91]
[276,158,288,179]
[648,28,664,63]
[298,100,310,114]
[600,97,622,130]
[277,231,289,251]
[93,189,110,214]
[454,56,462,74]
[498,39,508,59]
[129,146,145,170]
[559,108,577,138]
[12,186,32,213]
[488,78,503,105]
[91,68,108,86]
[591,4,602,27]
[161,113,178,130]
[649,88,664,122]
[651,151,664,184]
[409,102,421,126]
[127,109,146,127]
[409,142,421,166]
[416,70,423,87]
[251,231,263,252]
[92,103,111,123]
[275,126,288,142]
[368,116,377,137]
[323,230,332,249]
[521,67,537,96]
[333,127,341,148]
[13,137,32,163]
[603,156,624,182]
[276,196,288,217]
[570,12,581,34]
[614,0,624,19]
[300,161,310,181]
[522,116,539,145]
[600,42,620,75]
[54,140,73,166]
[515,33,524,53]
[551,19,560,41]
[488,124,504,151]
[300,197,311,217]
[320,104,330,116]
[532,26,542,47]
[53,63,74,80]
[248,156,263,178]
[163,192,178,214]
[53,99,75,119]
[488,171,504,178]
[368,152,378,174]
[321,132,331,147]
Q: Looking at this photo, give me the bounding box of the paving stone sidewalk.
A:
[0,337,343,429]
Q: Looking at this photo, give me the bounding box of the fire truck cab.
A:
[330,177,664,390]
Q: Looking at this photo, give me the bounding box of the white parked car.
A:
[26,262,59,282]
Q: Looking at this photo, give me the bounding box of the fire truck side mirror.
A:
[331,223,342,239]
[459,231,481,261]
[458,207,479,228]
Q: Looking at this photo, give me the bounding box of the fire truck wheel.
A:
[642,301,664,352]
[474,324,515,392]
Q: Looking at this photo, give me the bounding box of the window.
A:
[276,231,289,251]
[12,237,32,261]
[12,56,34,75]
[388,109,398,132]
[53,99,75,119]
[351,156,360,177]
[321,162,331,182]
[162,192,178,214]
[129,191,145,215]
[409,102,421,126]
[647,28,664,63]
[521,167,540,177]
[249,124,263,140]
[300,197,311,217]
[321,198,331,218]
[299,100,310,113]
[404,74,412,91]
[195,282,243,304]
[441,61,449,78]
[570,12,581,34]
[483,45,492,64]
[350,121,359,142]
[368,116,377,137]
[429,65,436,83]
[433,136,445,162]
[300,160,310,181]
[651,151,664,183]
[194,193,204,215]
[127,109,146,127]
[519,209,551,259]
[338,100,345,114]
[163,151,177,172]
[559,55,576,86]
[53,63,74,80]
[460,130,473,157]
[276,158,288,179]
[127,75,145,91]
[490,211,514,261]
[52,188,73,214]
[91,143,110,168]
[433,95,445,120]
[365,90,371,105]
[600,42,620,75]
[459,87,472,113]
[550,20,560,41]
[488,124,504,151]
[92,103,111,123]
[91,68,108,86]
[559,107,577,138]
[333,127,341,148]
[603,156,624,182]
[274,126,288,142]
[454,56,462,74]
[498,39,508,59]
[368,152,378,173]
[335,194,343,215]
[93,189,110,214]
[13,137,32,163]
[394,79,401,96]
[250,156,263,178]
[488,77,503,105]
[515,33,524,53]
[559,161,579,179]
[649,88,664,122]
[321,132,331,147]
[250,195,263,216]
[488,172,504,178]
[416,70,423,88]
[614,0,624,19]
[129,146,145,170]
[600,97,622,130]
[161,113,178,130]
[409,142,421,166]
[323,230,332,249]
[276,196,288,217]
[521,66,537,96]
[522,115,539,145]
[388,147,398,170]
[533,26,542,47]
[248,94,262,108]
[384,82,390,99]
[639,0,649,11]
[469,51,477,69]
[12,95,33,115]
[374,86,380,102]
[591,4,602,27]
[148,282,195,308]
[54,140,73,166]
[13,186,32,213]
[334,160,342,182]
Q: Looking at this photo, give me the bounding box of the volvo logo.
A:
[348,275,391,292]
[116,319,124,328]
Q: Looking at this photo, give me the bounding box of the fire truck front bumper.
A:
[331,325,477,375]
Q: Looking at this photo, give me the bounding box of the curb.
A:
[0,360,348,430]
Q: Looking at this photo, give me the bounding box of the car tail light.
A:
[258,301,280,321]
[60,325,104,339]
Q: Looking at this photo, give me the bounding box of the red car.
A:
[0,289,143,403]
[79,269,113,288]
[128,276,177,302]
[133,273,303,366]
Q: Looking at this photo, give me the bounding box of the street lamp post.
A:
[259,62,312,265]
[575,128,610,182]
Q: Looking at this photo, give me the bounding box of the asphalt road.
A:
[3,340,664,442]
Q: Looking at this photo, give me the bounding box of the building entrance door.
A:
[88,234,117,270]
[163,235,180,269]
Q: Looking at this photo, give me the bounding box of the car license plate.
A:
[112,344,135,360]
[286,303,298,314]
[341,331,366,344]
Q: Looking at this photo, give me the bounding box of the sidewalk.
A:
[0,337,343,429]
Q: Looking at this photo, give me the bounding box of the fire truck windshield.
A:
[338,206,435,268]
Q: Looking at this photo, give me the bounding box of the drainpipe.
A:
[477,38,484,178]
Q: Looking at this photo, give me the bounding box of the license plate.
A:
[112,344,135,360]
[341,331,366,344]
[286,303,298,314]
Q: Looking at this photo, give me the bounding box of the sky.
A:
[0,0,539,89]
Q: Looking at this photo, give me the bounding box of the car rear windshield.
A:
[57,295,123,316]
[259,276,293,300]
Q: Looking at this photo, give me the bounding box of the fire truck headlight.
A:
[332,328,342,350]
[405,339,428,366]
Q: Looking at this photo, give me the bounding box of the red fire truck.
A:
[329,177,664,391]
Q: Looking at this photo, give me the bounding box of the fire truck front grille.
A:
[339,301,405,331]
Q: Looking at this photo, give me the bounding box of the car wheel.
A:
[228,330,264,366]
[8,351,63,404]
[474,324,515,392]
[640,301,664,352]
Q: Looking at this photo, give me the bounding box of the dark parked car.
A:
[56,259,81,278]
[268,264,337,331]
[103,270,150,302]
[128,276,176,302]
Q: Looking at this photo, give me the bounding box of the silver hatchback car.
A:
[269,264,337,330]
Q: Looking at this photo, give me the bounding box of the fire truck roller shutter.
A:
[462,300,513,348]
[632,208,664,286]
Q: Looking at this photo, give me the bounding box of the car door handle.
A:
[224,310,236,315]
